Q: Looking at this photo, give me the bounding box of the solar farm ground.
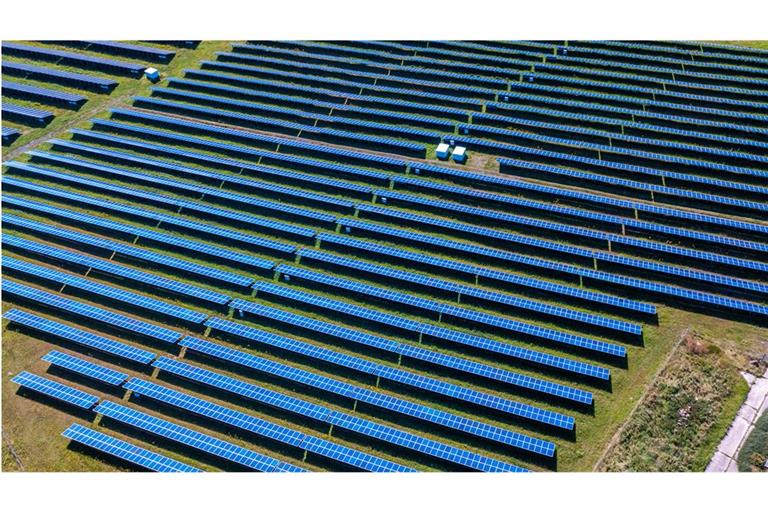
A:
[2,40,768,473]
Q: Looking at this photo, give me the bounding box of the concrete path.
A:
[706,369,768,472]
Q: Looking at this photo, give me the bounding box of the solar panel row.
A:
[2,280,182,344]
[204,313,581,428]
[11,371,100,409]
[2,61,118,93]
[2,42,146,77]
[169,343,531,471]
[315,232,656,321]
[3,309,157,364]
[2,209,263,288]
[226,298,602,400]
[93,400,304,472]
[2,234,232,307]
[124,377,405,472]
[390,176,764,260]
[266,269,628,360]
[296,248,642,341]
[2,81,87,109]
[62,423,202,472]
[3,256,209,326]
[42,350,129,386]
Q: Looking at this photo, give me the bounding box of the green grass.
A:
[738,408,768,471]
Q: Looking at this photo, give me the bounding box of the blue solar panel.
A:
[135,93,429,157]
[11,371,100,409]
[296,249,641,340]
[34,147,373,205]
[249,283,616,374]
[59,41,176,63]
[198,319,574,450]
[5,161,333,231]
[2,280,181,344]
[124,376,409,472]
[471,111,768,170]
[3,309,156,364]
[88,115,408,173]
[496,158,768,217]
[65,128,393,186]
[230,296,608,392]
[2,61,118,93]
[2,127,21,146]
[336,216,768,306]
[475,99,768,153]
[3,234,232,307]
[160,349,529,471]
[2,42,145,77]
[253,277,626,361]
[62,423,202,472]
[215,57,494,102]
[93,400,302,472]
[2,81,87,109]
[316,232,655,320]
[42,350,129,386]
[407,162,768,240]
[2,102,54,126]
[204,314,579,429]
[180,69,475,120]
[369,190,768,274]
[164,77,457,131]
[3,256,208,325]
[188,64,482,114]
[151,83,447,140]
[390,176,766,260]
[2,199,279,278]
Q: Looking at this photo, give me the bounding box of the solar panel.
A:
[180,69,474,120]
[390,176,766,261]
[44,140,375,200]
[407,162,768,241]
[2,280,181,344]
[369,190,768,276]
[6,161,334,232]
[42,350,129,386]
[253,278,627,361]
[314,232,655,319]
[3,234,232,307]
[156,352,529,471]
[2,199,277,279]
[1,61,118,93]
[497,158,768,218]
[3,256,208,326]
[334,217,768,314]
[2,127,21,146]
[88,115,408,173]
[56,41,176,63]
[11,371,100,409]
[225,299,596,404]
[3,309,156,364]
[124,376,409,472]
[32,148,366,211]
[471,113,768,177]
[65,128,393,186]
[204,314,580,429]
[138,91,435,154]
[2,81,87,109]
[296,248,642,340]
[2,42,145,77]
[198,319,574,450]
[188,64,482,114]
[2,102,54,126]
[93,400,301,472]
[62,423,202,472]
